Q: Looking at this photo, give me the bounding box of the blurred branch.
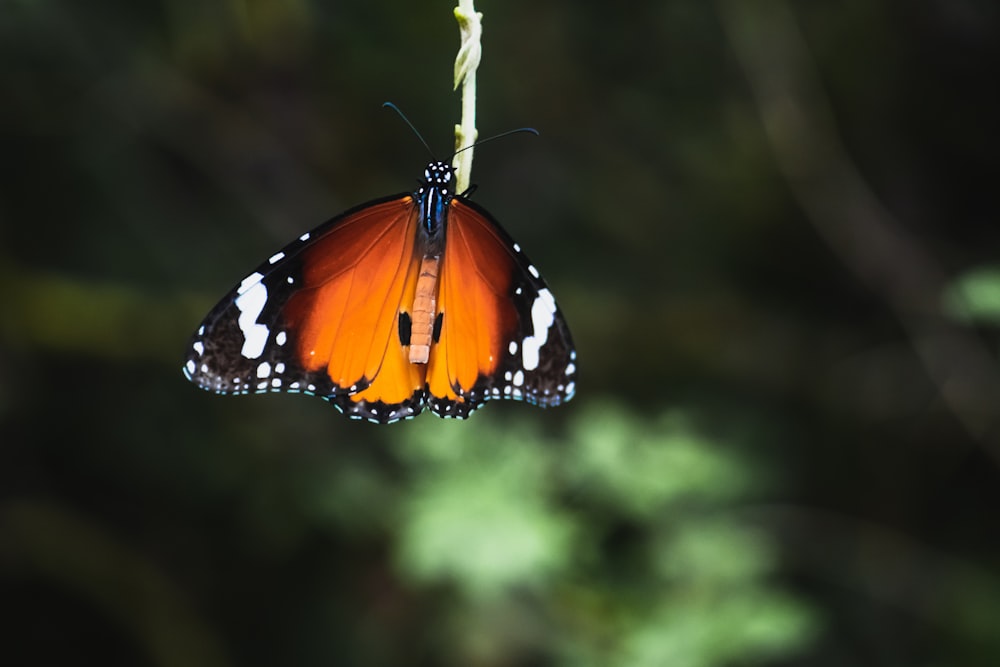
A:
[1,262,206,363]
[452,0,482,193]
[717,0,1000,461]
[0,500,230,667]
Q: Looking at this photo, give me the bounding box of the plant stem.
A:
[452,0,482,193]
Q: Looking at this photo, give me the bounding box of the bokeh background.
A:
[3,1,1000,665]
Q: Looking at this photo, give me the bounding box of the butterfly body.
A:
[184,160,576,423]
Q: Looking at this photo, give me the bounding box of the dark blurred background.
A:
[3,1,1000,665]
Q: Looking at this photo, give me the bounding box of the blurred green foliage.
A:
[3,403,818,666]
[944,266,1000,325]
[390,405,817,666]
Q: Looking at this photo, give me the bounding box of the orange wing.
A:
[426,200,515,403]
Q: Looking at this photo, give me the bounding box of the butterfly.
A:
[183,155,576,424]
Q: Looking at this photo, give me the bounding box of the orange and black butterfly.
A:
[183,150,576,423]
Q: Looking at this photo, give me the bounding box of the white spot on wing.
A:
[528,265,540,278]
[276,331,287,346]
[235,281,269,359]
[237,272,264,295]
[256,361,272,378]
[193,341,204,356]
[268,251,286,264]
[512,370,524,387]
[521,289,556,371]
[185,359,196,376]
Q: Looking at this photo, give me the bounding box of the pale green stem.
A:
[452,0,482,193]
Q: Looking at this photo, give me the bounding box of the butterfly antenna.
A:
[452,127,539,157]
[382,102,435,158]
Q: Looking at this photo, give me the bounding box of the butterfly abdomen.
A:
[408,255,441,363]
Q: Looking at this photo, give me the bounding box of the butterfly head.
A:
[423,161,454,189]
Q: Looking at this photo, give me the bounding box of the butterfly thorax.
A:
[416,161,455,242]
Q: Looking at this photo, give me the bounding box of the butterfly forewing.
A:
[183,195,425,411]
[426,198,577,418]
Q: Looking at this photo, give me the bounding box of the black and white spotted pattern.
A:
[182,231,345,402]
